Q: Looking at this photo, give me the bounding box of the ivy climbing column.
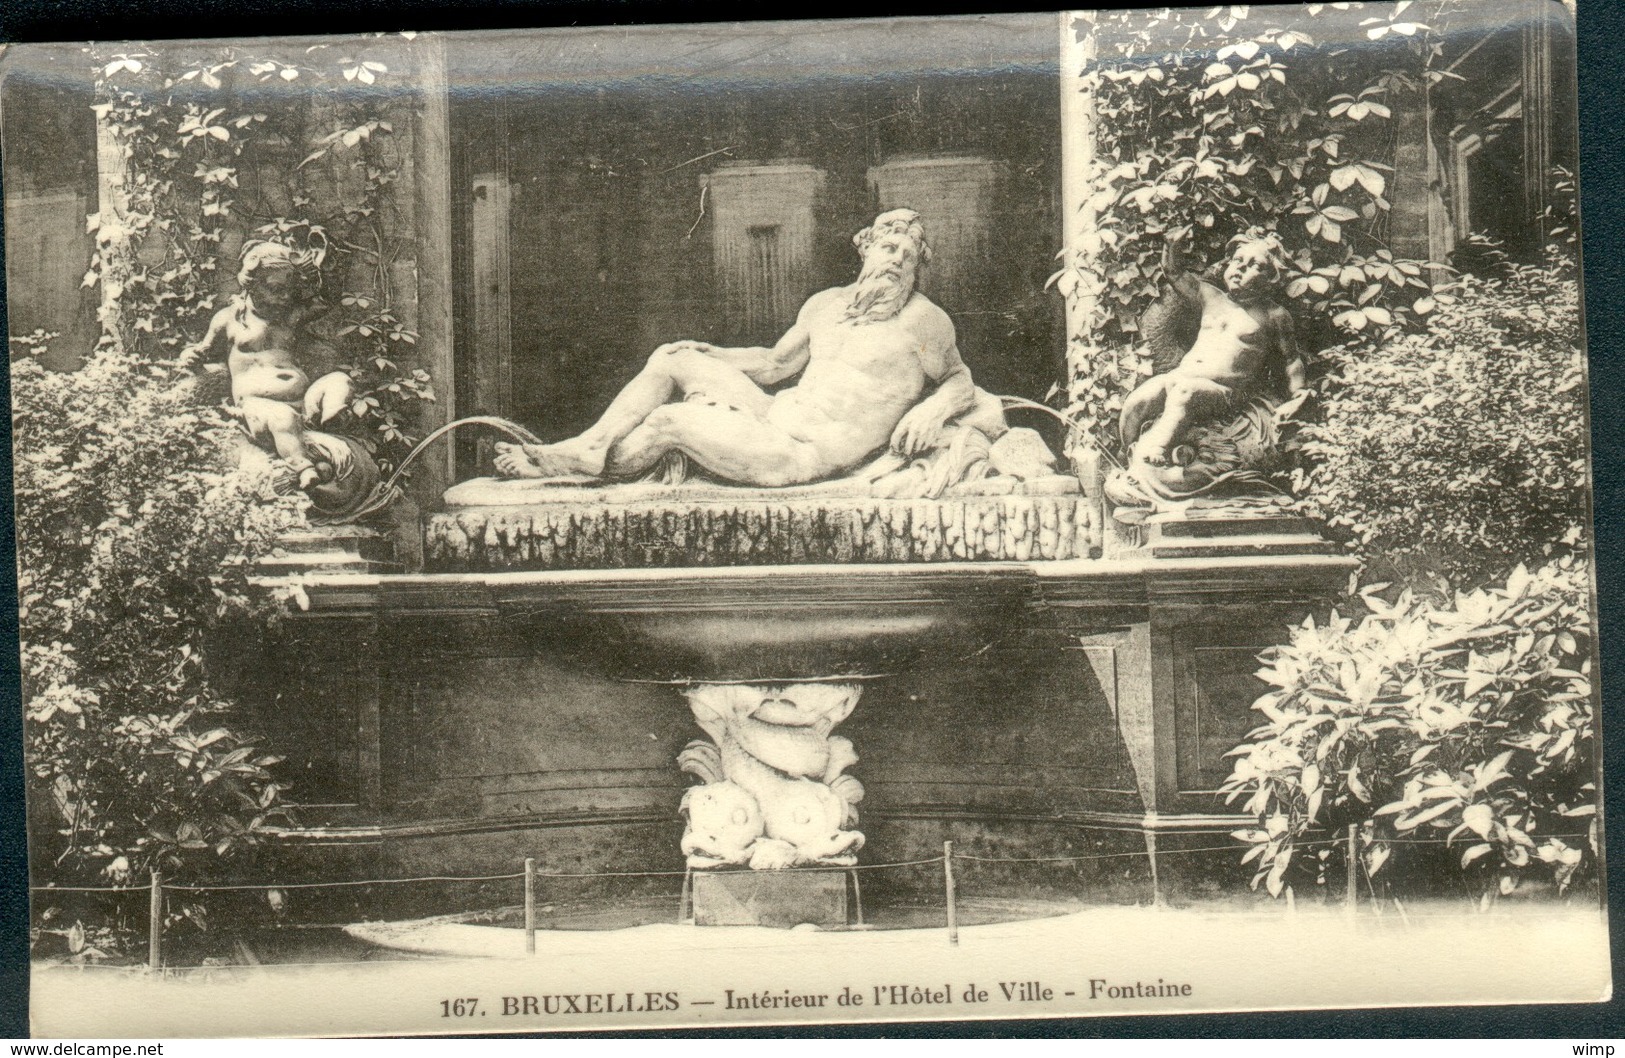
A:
[1057,11,1109,497]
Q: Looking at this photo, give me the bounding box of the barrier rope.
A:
[32,828,1596,897]
[29,857,953,895]
[162,872,528,892]
[32,828,1595,973]
[956,844,1247,864]
[29,884,145,893]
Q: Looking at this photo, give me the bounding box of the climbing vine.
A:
[87,36,433,472]
[1057,2,1464,457]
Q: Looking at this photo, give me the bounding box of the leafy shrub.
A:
[1222,558,1597,901]
[14,334,300,889]
[1296,243,1587,588]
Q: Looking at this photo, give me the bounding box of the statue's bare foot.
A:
[493,442,543,479]
[493,440,602,480]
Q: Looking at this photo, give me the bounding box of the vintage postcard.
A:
[4,1,1608,1037]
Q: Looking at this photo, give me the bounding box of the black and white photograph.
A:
[1,1,1610,1037]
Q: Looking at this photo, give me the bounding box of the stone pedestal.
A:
[425,479,1099,571]
[1043,504,1357,902]
[679,683,866,872]
[1142,510,1341,560]
[257,525,401,575]
[691,869,850,928]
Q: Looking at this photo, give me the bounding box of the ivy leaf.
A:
[1354,164,1387,196]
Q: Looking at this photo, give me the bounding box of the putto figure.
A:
[1119,230,1306,468]
[494,208,978,486]
[1105,230,1309,515]
[181,240,377,513]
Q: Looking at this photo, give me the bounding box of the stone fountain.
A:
[249,209,1352,926]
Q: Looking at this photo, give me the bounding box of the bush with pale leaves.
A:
[15,336,301,889]
[1222,558,1596,900]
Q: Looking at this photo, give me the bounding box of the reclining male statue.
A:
[494,208,1001,489]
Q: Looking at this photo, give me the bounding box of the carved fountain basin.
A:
[533,562,1039,683]
[329,558,1040,890]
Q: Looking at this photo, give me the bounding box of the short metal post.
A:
[1345,824,1358,917]
[523,858,537,956]
[147,871,163,972]
[943,841,958,947]
[1144,829,1164,908]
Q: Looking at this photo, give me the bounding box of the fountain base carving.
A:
[679,682,866,871]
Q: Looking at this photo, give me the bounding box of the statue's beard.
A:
[841,266,913,324]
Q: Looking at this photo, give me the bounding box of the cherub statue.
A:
[180,240,378,513]
[1106,230,1309,515]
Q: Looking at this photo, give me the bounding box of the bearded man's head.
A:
[843,208,931,324]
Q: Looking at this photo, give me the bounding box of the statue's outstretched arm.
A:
[1161,229,1205,301]
[177,307,230,369]
[745,314,814,385]
[679,290,825,385]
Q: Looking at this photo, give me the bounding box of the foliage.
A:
[1057,2,1454,455]
[14,332,303,889]
[87,37,433,472]
[1295,238,1587,589]
[1222,559,1597,901]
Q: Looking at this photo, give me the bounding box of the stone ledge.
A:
[424,492,1101,571]
[260,526,401,575]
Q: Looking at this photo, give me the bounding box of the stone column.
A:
[92,103,139,356]
[1058,11,1097,313]
[1057,12,1120,549]
[410,33,458,502]
[1520,3,1553,237]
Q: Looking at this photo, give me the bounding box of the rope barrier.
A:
[32,824,1600,973]
[30,884,145,893]
[29,829,1594,898]
[161,872,527,892]
[956,844,1247,864]
[843,856,947,871]
[30,856,958,899]
[512,868,690,879]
